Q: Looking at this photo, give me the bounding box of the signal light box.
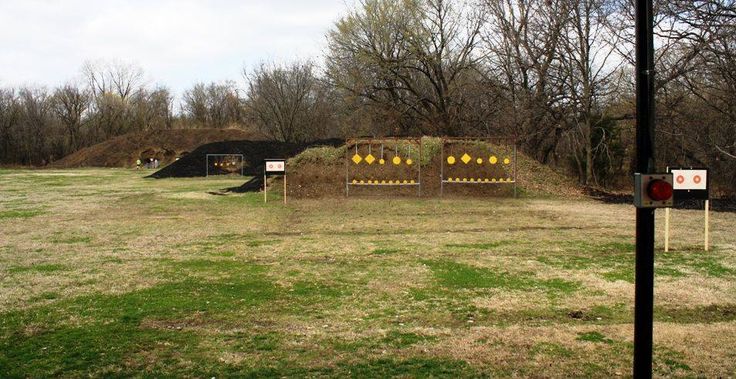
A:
[634,173,674,208]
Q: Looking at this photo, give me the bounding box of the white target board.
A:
[671,169,707,190]
[265,160,285,173]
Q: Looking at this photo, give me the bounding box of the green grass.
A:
[445,240,516,250]
[576,331,614,344]
[0,209,45,219]
[422,259,580,294]
[8,263,67,274]
[371,248,401,255]
[0,168,734,377]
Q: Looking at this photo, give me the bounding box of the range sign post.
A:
[264,159,286,204]
[664,168,710,251]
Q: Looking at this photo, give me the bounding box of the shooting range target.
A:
[440,138,517,196]
[346,138,422,195]
[206,154,245,177]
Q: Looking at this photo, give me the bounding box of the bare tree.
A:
[481,0,571,163]
[181,81,242,128]
[0,88,21,162]
[51,84,91,150]
[327,0,484,136]
[244,62,332,142]
[559,0,622,185]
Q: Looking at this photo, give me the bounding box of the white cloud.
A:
[0,0,353,94]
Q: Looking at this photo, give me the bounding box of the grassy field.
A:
[1,168,735,377]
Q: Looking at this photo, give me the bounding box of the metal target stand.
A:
[345,138,422,197]
[439,137,517,197]
[206,154,245,177]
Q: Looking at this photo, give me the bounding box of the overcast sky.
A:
[0,0,354,95]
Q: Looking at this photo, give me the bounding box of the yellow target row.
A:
[351,179,416,184]
[446,153,510,165]
[446,177,513,183]
[352,154,413,166]
[213,162,238,167]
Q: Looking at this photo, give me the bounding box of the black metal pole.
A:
[634,0,656,378]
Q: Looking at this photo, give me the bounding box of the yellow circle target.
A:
[447,156,456,165]
[503,158,511,165]
[489,156,498,164]
[379,159,385,165]
[476,158,483,164]
[406,158,413,165]
[392,156,401,165]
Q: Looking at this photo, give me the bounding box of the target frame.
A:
[206,154,245,177]
[345,138,422,197]
[440,137,517,197]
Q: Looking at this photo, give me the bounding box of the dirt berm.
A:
[251,137,585,198]
[150,139,343,178]
[52,128,266,168]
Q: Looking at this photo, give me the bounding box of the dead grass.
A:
[0,168,734,377]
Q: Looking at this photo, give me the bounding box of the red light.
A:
[648,179,673,201]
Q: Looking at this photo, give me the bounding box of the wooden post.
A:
[705,200,710,251]
[264,173,267,203]
[664,207,670,252]
[283,174,287,204]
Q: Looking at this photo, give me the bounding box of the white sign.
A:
[671,169,707,190]
[265,160,285,173]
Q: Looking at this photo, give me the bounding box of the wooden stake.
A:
[705,200,710,251]
[664,207,670,252]
[283,174,287,204]
[264,173,267,203]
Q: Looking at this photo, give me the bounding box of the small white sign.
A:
[265,160,285,173]
[671,169,707,190]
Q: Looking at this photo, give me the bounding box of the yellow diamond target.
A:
[352,154,362,164]
[365,154,375,165]
[461,153,472,164]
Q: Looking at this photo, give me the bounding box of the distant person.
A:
[136,159,141,170]
[154,158,159,168]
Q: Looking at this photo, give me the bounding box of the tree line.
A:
[1,0,734,190]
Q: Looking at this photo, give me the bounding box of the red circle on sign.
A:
[676,175,685,184]
[693,175,701,184]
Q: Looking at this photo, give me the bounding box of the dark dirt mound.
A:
[150,139,343,179]
[52,128,266,168]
